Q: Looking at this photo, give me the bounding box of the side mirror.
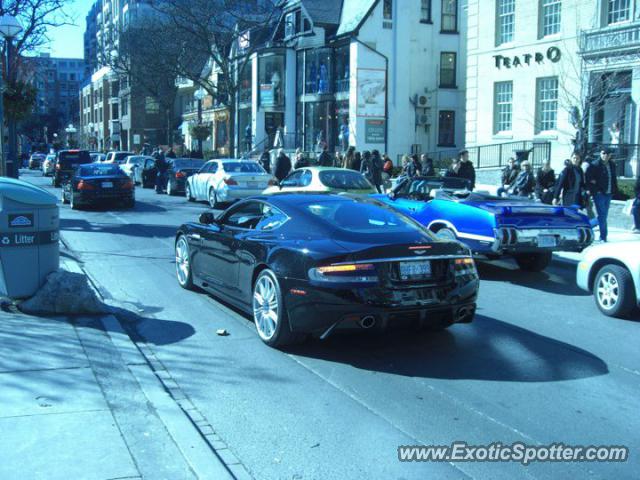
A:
[199,212,216,225]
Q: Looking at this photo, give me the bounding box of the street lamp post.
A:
[0,14,23,178]
[65,124,77,148]
[193,87,205,158]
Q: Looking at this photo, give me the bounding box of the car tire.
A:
[514,252,552,272]
[61,188,69,205]
[70,194,80,210]
[175,235,195,290]
[252,269,304,348]
[53,178,60,188]
[594,265,636,318]
[208,188,220,209]
[434,227,457,241]
[167,180,175,196]
[186,184,195,202]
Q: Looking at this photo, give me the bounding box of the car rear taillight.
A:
[453,257,477,278]
[175,171,185,179]
[308,263,378,284]
[55,164,61,170]
[224,178,238,186]
[121,179,134,190]
[77,180,96,191]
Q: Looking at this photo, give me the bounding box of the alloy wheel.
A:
[175,236,190,287]
[209,189,218,209]
[597,272,619,310]
[253,275,279,341]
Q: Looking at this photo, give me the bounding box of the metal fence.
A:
[423,141,552,170]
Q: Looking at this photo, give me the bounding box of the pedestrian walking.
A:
[360,151,379,191]
[420,154,435,177]
[553,154,586,208]
[512,161,535,197]
[586,148,618,242]
[535,160,556,204]
[352,151,362,172]
[259,148,271,173]
[370,150,384,193]
[274,149,292,182]
[294,150,309,170]
[154,149,168,193]
[631,175,640,234]
[166,147,176,159]
[343,146,356,169]
[497,157,520,196]
[457,150,476,190]
[317,145,333,167]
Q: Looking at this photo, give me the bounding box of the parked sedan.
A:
[105,151,135,164]
[165,158,206,196]
[61,163,135,210]
[42,154,56,176]
[175,194,479,348]
[29,153,46,170]
[185,159,276,208]
[120,155,155,186]
[577,240,640,318]
[263,167,376,195]
[53,150,92,187]
[90,152,106,163]
[377,176,594,272]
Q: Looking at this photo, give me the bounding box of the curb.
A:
[59,236,249,480]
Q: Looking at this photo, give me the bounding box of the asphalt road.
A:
[23,170,639,479]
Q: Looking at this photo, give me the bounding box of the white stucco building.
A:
[466,0,640,175]
[235,0,468,162]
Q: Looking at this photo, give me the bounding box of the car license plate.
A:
[247,181,260,188]
[399,261,432,279]
[102,182,113,188]
[538,235,557,247]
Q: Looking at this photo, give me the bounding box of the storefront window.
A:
[296,51,304,97]
[259,54,285,108]
[303,101,332,151]
[334,45,350,94]
[335,101,350,151]
[238,63,252,105]
[304,48,333,95]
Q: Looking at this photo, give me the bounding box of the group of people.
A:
[259,145,396,194]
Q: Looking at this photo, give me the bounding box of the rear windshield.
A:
[127,156,148,166]
[114,152,134,163]
[319,170,373,190]
[172,159,206,170]
[78,164,122,176]
[222,162,265,173]
[302,200,430,236]
[58,151,92,168]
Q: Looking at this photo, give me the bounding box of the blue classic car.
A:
[376,177,594,271]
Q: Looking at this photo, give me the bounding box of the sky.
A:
[43,0,95,59]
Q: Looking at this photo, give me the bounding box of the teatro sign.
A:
[493,46,561,69]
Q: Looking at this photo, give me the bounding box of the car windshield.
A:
[172,159,206,170]
[302,200,429,236]
[78,164,122,176]
[59,151,91,167]
[127,157,146,166]
[319,170,373,190]
[222,162,265,173]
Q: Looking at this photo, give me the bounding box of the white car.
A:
[120,155,154,185]
[105,151,135,164]
[185,159,276,208]
[42,154,56,176]
[577,240,640,318]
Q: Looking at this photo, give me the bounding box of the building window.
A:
[439,52,457,88]
[536,77,558,132]
[496,0,515,45]
[438,111,456,146]
[334,44,350,94]
[259,54,285,107]
[145,97,160,114]
[607,0,631,24]
[303,48,333,95]
[441,0,457,32]
[494,81,513,133]
[540,0,561,37]
[421,0,432,22]
[383,0,393,20]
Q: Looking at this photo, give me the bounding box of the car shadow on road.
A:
[287,315,608,383]
[60,218,178,240]
[476,260,589,296]
[110,306,196,347]
[66,201,167,214]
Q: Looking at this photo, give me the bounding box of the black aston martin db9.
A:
[175,194,479,348]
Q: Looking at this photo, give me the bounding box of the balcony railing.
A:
[579,21,640,57]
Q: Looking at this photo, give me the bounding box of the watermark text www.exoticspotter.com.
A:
[398,442,629,465]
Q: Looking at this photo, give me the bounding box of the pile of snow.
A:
[19,271,109,315]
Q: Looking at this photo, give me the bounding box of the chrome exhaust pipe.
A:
[359,315,377,329]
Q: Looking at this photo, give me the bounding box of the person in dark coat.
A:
[369,150,384,193]
[553,154,585,208]
[497,157,519,196]
[317,145,333,167]
[343,146,356,169]
[406,154,421,178]
[420,154,435,177]
[294,151,309,170]
[360,151,376,189]
[274,149,292,182]
[512,161,535,197]
[444,158,461,179]
[166,147,176,159]
[259,148,271,173]
[631,175,640,233]
[457,150,476,190]
[586,148,618,242]
[351,151,362,172]
[535,160,556,204]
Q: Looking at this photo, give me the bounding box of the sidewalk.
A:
[554,227,639,265]
[0,257,236,479]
